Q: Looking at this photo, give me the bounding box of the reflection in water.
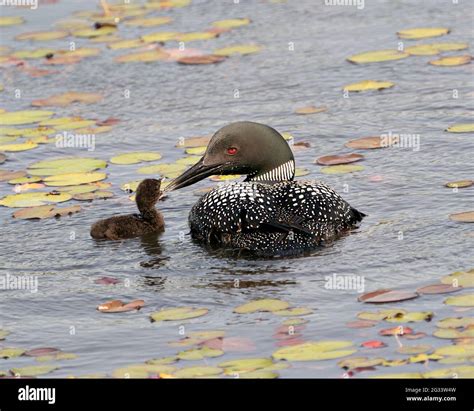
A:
[139,233,169,269]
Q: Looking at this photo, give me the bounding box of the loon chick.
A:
[90,179,164,240]
[166,122,365,256]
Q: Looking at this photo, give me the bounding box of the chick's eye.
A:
[227,147,238,155]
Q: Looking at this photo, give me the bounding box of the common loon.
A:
[91,179,165,240]
[166,122,365,256]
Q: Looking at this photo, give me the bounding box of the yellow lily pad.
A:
[385,311,434,323]
[212,18,251,29]
[338,357,384,369]
[177,346,224,361]
[0,110,54,125]
[397,27,450,40]
[13,204,81,220]
[321,164,365,174]
[16,30,69,41]
[0,16,25,26]
[347,49,409,64]
[295,168,310,177]
[185,146,207,155]
[433,328,474,339]
[434,345,474,357]
[441,270,474,288]
[43,172,107,187]
[0,192,72,208]
[0,141,38,152]
[273,341,356,361]
[444,294,474,307]
[437,317,474,329]
[282,318,309,326]
[218,358,274,373]
[176,32,216,42]
[10,365,58,377]
[172,366,222,378]
[409,353,443,363]
[125,17,172,27]
[423,365,474,379]
[150,307,208,322]
[446,123,474,133]
[141,32,179,43]
[0,347,25,358]
[115,49,169,63]
[214,44,261,56]
[429,55,471,66]
[374,372,423,379]
[73,26,117,38]
[445,180,473,189]
[234,299,290,314]
[137,163,186,178]
[238,370,279,379]
[32,92,103,107]
[405,43,468,56]
[12,48,56,59]
[110,152,162,165]
[28,157,107,176]
[108,39,145,50]
[396,345,432,355]
[343,80,394,92]
[273,307,313,316]
[357,309,406,321]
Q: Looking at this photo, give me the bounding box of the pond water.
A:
[0,0,473,378]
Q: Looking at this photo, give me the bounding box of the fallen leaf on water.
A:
[272,341,356,361]
[397,27,450,40]
[94,277,120,285]
[343,80,394,92]
[112,363,176,378]
[36,352,77,362]
[97,299,144,313]
[234,299,290,314]
[11,48,56,59]
[345,136,384,149]
[358,289,419,303]
[347,49,408,64]
[175,32,217,42]
[32,92,103,107]
[281,318,309,326]
[423,365,474,379]
[445,123,474,133]
[150,307,208,322]
[429,55,471,67]
[361,340,386,349]
[294,105,327,115]
[238,370,279,379]
[444,180,473,189]
[449,211,474,223]
[316,153,364,166]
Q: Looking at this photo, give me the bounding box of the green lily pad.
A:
[16,30,68,41]
[214,44,261,56]
[137,163,186,178]
[396,345,432,355]
[444,294,474,307]
[238,370,279,379]
[272,341,356,361]
[433,328,474,339]
[441,270,474,288]
[385,311,433,323]
[234,299,290,314]
[434,345,474,357]
[446,123,474,133]
[321,164,365,174]
[13,204,81,220]
[281,318,309,326]
[338,357,384,369]
[43,172,107,186]
[177,346,224,361]
[150,307,209,322]
[437,317,474,329]
[0,192,72,208]
[0,347,25,359]
[11,365,58,377]
[111,152,162,165]
[145,356,177,365]
[28,157,107,176]
[218,358,274,373]
[273,307,313,317]
[172,366,223,378]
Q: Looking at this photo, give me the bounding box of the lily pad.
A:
[13,204,81,220]
[272,341,356,361]
[0,170,27,181]
[172,366,222,378]
[97,299,144,313]
[445,180,473,189]
[234,299,290,314]
[125,17,172,27]
[73,26,117,38]
[43,172,107,187]
[437,317,474,329]
[273,307,313,317]
[28,157,107,176]
[0,141,38,152]
[321,164,364,174]
[294,105,327,115]
[0,347,25,359]
[338,357,384,369]
[141,32,180,43]
[397,27,450,40]
[397,344,432,355]
[177,55,226,65]
[111,152,162,165]
[343,80,394,92]
[446,123,474,133]
[115,49,169,63]
[177,346,224,361]
[449,211,474,223]
[150,307,208,322]
[316,153,363,166]
[211,18,251,29]
[345,136,384,149]
[218,358,274,373]
[0,192,72,208]
[73,191,113,201]
[10,365,58,377]
[358,289,419,303]
[347,49,408,64]
[0,329,10,340]
[441,270,474,288]
[0,110,54,126]
[137,163,186,178]
[214,44,261,56]
[444,294,474,307]
[16,30,69,41]
[429,55,471,66]
[0,16,25,26]
[417,284,462,294]
[238,370,279,379]
[32,92,103,107]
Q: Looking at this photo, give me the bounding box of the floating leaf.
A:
[446,123,474,133]
[0,16,24,26]
[429,55,471,66]
[94,277,120,285]
[125,16,172,27]
[347,49,408,64]
[343,80,394,92]
[150,307,208,322]
[110,152,162,165]
[36,352,77,362]
[146,356,177,365]
[405,43,468,56]
[43,172,107,186]
[321,164,364,174]
[397,27,450,40]
[295,105,327,115]
[409,353,443,363]
[361,340,386,349]
[272,341,356,361]
[115,49,169,63]
[176,135,211,148]
[0,329,10,340]
[359,289,419,303]
[73,26,116,38]
[108,39,145,50]
[177,346,224,361]
[385,311,433,323]
[449,211,474,223]
[316,153,363,166]
[16,30,68,41]
[437,317,474,329]
[238,370,279,379]
[0,110,54,126]
[273,307,313,317]
[379,326,414,336]
[434,345,474,357]
[397,344,432,355]
[13,204,81,220]
[177,55,226,65]
[234,299,290,314]
[185,146,206,155]
[417,283,462,294]
[176,32,216,42]
[141,32,179,43]
[345,136,384,149]
[10,365,58,377]
[11,48,56,59]
[97,299,144,313]
[0,170,27,181]
[423,365,474,379]
[28,158,107,176]
[338,357,384,369]
[218,358,274,373]
[441,270,474,288]
[0,141,38,152]
[444,294,474,307]
[73,190,113,201]
[172,366,222,378]
[203,337,256,353]
[214,44,261,56]
[282,318,309,326]
[112,364,176,378]
[0,192,71,208]
[32,92,103,107]
[211,18,250,29]
[445,180,473,189]
[433,328,474,339]
[0,347,25,359]
[357,309,406,321]
[374,372,422,379]
[346,320,378,328]
[137,163,186,178]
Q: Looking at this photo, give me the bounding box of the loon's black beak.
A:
[164,157,226,192]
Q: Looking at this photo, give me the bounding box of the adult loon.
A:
[166,122,365,257]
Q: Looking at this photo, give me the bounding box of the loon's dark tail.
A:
[350,207,366,223]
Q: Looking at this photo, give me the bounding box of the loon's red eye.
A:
[227,147,238,155]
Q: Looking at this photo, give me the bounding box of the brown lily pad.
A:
[97,299,144,313]
[346,320,378,328]
[0,170,27,182]
[359,289,419,304]
[345,136,384,149]
[449,211,474,223]
[316,153,364,166]
[294,105,327,115]
[94,277,120,285]
[417,284,463,295]
[24,347,61,357]
[361,340,386,348]
[13,205,81,220]
[32,92,103,107]
[177,55,226,65]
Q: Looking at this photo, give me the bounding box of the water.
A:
[0,0,473,378]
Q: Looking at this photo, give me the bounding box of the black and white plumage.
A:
[166,121,365,257]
